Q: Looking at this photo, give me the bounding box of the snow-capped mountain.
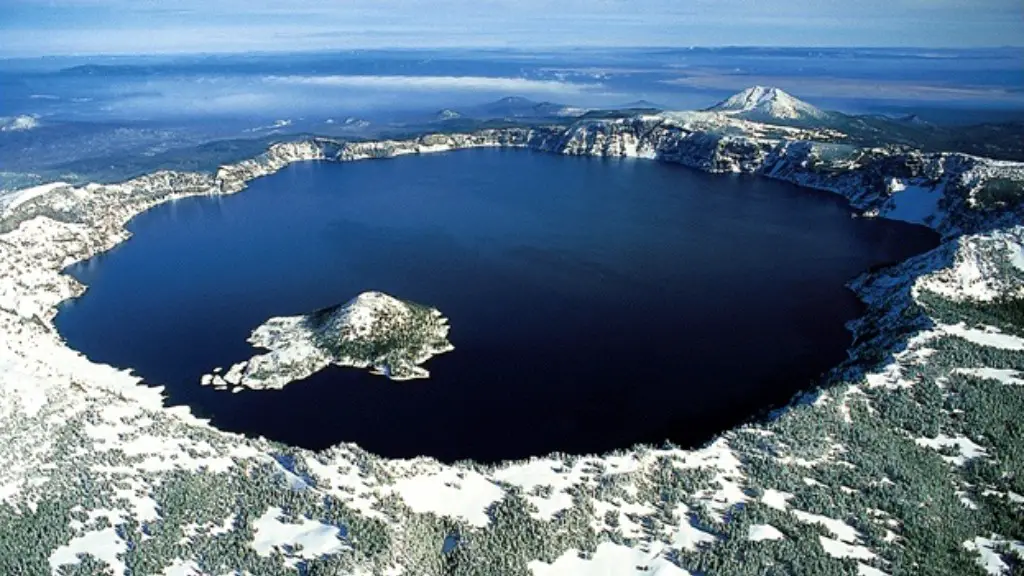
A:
[0,114,41,132]
[436,108,462,121]
[707,86,832,124]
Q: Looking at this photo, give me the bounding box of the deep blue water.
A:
[56,149,937,462]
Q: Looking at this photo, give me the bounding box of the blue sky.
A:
[1,0,1022,56]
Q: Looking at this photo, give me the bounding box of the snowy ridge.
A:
[1,90,1024,574]
[0,181,71,213]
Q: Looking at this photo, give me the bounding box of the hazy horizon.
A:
[2,0,1022,57]
[3,45,1023,63]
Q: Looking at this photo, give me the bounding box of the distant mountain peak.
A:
[495,96,534,105]
[436,109,462,121]
[895,113,932,127]
[617,99,662,109]
[708,86,829,122]
[0,114,41,132]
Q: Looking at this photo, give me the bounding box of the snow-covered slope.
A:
[707,86,832,124]
[1,91,1024,574]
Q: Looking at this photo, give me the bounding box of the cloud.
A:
[72,73,605,120]
[263,75,601,94]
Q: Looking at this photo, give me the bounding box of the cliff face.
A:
[210,116,1023,240]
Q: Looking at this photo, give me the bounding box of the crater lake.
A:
[56,148,938,463]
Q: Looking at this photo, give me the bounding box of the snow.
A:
[300,453,386,520]
[964,536,1024,576]
[883,179,943,226]
[708,86,829,121]
[819,536,878,561]
[982,489,1024,503]
[1010,244,1024,271]
[202,291,453,389]
[390,467,503,527]
[760,489,794,510]
[528,541,693,576]
[673,439,749,518]
[954,367,1024,386]
[590,499,650,539]
[49,527,127,576]
[943,324,1024,351]
[179,515,235,544]
[491,457,580,520]
[2,181,69,213]
[162,560,205,575]
[251,507,347,560]
[670,504,718,550]
[748,524,786,541]
[791,510,861,543]
[916,229,1024,302]
[915,434,988,466]
[417,143,453,154]
[857,564,891,576]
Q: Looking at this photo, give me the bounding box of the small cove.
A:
[55,148,939,463]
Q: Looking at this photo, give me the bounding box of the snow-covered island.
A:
[202,292,454,391]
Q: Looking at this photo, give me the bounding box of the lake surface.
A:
[56,149,937,462]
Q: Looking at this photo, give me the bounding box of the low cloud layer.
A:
[263,75,600,94]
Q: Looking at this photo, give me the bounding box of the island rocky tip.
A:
[201,291,454,391]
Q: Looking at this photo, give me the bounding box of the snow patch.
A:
[819,535,877,561]
[2,181,70,213]
[954,367,1024,386]
[760,489,794,511]
[915,434,988,466]
[883,179,943,226]
[49,527,126,576]
[857,564,891,576]
[251,507,347,564]
[528,541,693,576]
[943,323,1024,350]
[162,560,205,576]
[748,524,786,542]
[791,510,861,543]
[390,467,503,527]
[964,535,1024,576]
